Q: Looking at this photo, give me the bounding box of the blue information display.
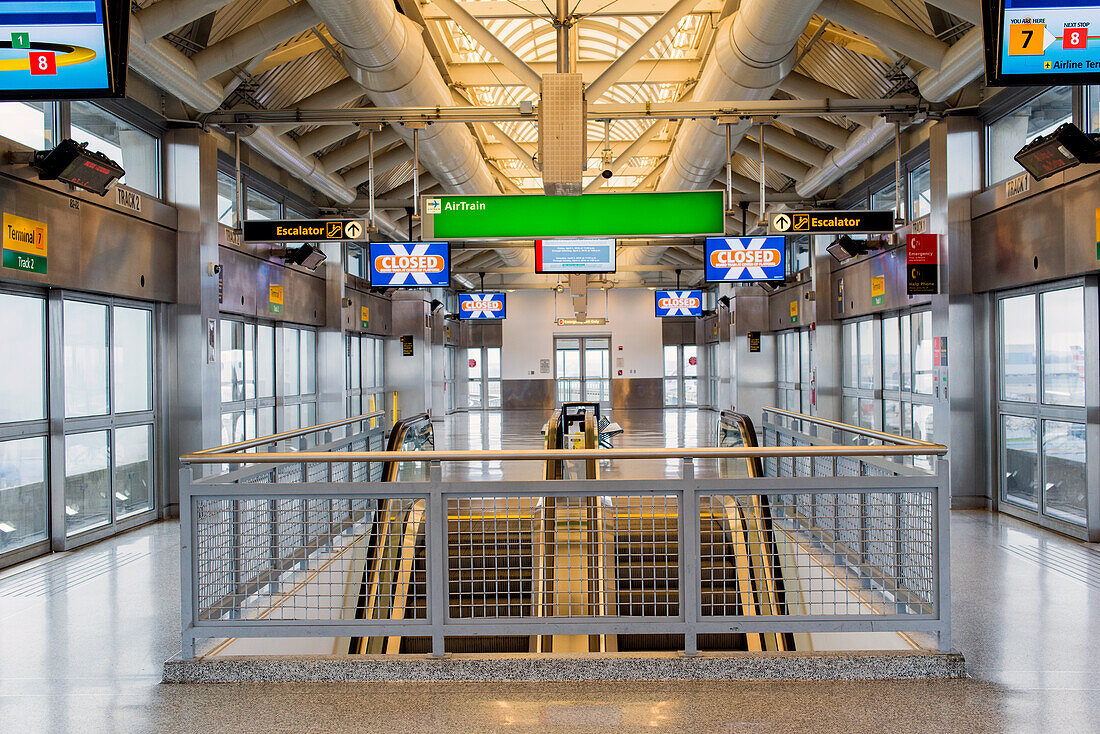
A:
[987,0,1100,84]
[654,290,703,317]
[535,238,616,273]
[458,293,507,320]
[368,242,450,288]
[0,0,125,99]
[705,236,786,283]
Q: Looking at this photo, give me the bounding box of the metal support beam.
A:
[431,0,543,93]
[583,121,662,192]
[190,3,321,80]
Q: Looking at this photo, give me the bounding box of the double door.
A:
[555,337,610,406]
[663,344,698,407]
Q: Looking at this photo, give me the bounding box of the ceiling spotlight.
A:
[284,243,328,271]
[717,295,731,310]
[826,235,870,263]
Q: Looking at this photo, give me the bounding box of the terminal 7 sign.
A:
[421,191,724,240]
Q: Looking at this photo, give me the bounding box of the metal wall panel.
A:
[829,246,933,320]
[501,378,554,410]
[768,282,809,331]
[0,173,177,302]
[217,246,326,326]
[612,377,663,409]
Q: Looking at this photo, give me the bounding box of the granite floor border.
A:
[163,650,967,683]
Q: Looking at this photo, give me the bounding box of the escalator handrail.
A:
[382,412,433,482]
[719,409,765,478]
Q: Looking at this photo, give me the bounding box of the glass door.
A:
[555,336,610,406]
[663,344,698,407]
[466,346,501,409]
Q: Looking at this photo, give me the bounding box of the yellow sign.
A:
[871,275,886,307]
[269,284,284,314]
[360,305,370,328]
[789,300,798,323]
[2,213,47,274]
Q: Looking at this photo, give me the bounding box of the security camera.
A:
[601,169,613,179]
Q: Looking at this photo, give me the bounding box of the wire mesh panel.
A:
[702,490,937,619]
[193,495,426,623]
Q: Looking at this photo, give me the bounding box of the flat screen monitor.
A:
[0,0,128,100]
[535,238,616,273]
[654,290,703,317]
[983,0,1100,85]
[368,242,450,288]
[705,236,786,283]
[458,292,506,320]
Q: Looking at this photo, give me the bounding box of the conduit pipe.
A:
[795,27,984,197]
[128,14,357,205]
[191,2,320,80]
[657,0,824,194]
[817,0,948,69]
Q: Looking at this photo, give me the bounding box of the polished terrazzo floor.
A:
[1,409,1099,733]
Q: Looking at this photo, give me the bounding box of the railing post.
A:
[934,457,952,651]
[679,457,700,657]
[427,460,447,658]
[179,466,196,659]
[298,436,309,570]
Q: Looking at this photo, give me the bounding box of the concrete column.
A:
[929,116,989,509]
[164,128,222,512]
[386,291,433,419]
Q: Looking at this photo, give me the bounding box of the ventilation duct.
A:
[539,73,586,195]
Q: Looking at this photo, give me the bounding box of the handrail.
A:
[191,411,386,456]
[181,443,947,465]
[762,406,940,448]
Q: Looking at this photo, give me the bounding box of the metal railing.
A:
[177,409,950,659]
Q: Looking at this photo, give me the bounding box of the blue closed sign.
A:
[705,236,786,282]
[654,290,702,317]
[458,293,506,320]
[368,242,450,287]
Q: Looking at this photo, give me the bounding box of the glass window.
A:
[883,400,902,436]
[64,300,110,417]
[300,329,316,395]
[0,101,52,150]
[282,328,300,396]
[487,347,501,379]
[857,319,873,390]
[112,307,152,413]
[799,330,810,384]
[348,337,361,390]
[0,436,48,553]
[842,322,857,388]
[871,180,898,218]
[987,87,1073,185]
[684,345,698,377]
[1040,288,1085,407]
[217,171,237,227]
[1002,414,1039,509]
[901,315,912,392]
[882,316,900,391]
[1042,420,1086,524]
[664,345,678,377]
[247,189,281,220]
[70,102,160,197]
[0,292,45,422]
[1000,294,1037,402]
[220,320,245,403]
[347,246,363,278]
[65,430,110,536]
[909,160,931,220]
[257,324,275,398]
[912,404,935,470]
[114,424,152,519]
[912,311,933,395]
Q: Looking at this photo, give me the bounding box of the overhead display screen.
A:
[705,236,786,283]
[0,0,126,100]
[535,238,616,274]
[654,290,703,318]
[985,0,1100,84]
[368,242,450,288]
[458,293,506,320]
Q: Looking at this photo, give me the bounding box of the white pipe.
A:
[191,3,320,80]
[587,0,703,100]
[295,125,359,156]
[128,14,356,205]
[271,78,365,136]
[135,0,234,42]
[321,128,401,172]
[924,0,982,25]
[816,0,948,69]
[657,0,824,193]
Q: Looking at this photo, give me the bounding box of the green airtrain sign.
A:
[420,191,724,240]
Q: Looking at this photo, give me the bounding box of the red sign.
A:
[906,234,938,265]
[468,358,477,368]
[29,52,57,76]
[688,356,697,366]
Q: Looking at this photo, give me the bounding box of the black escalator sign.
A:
[242,219,369,243]
[770,210,895,235]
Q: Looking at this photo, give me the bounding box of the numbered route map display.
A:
[0,0,125,99]
[987,0,1100,84]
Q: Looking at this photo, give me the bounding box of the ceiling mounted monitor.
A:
[458,293,506,320]
[654,290,703,318]
[0,0,128,100]
[535,238,616,274]
[1014,122,1100,179]
[983,0,1100,85]
[704,236,786,283]
[31,137,123,195]
[368,242,450,288]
